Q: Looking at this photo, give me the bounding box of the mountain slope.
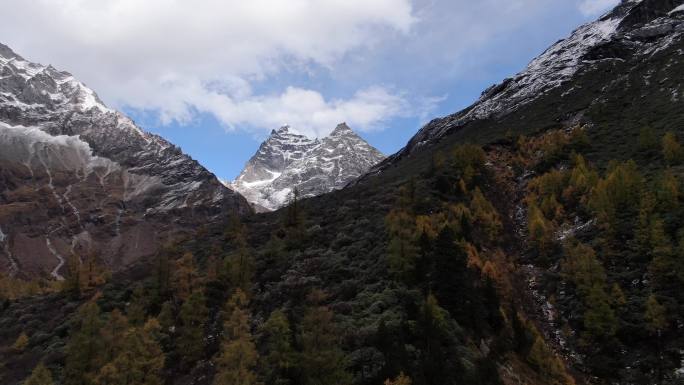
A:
[0,43,250,279]
[232,123,385,210]
[379,0,683,167]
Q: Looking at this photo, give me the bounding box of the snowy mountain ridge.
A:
[388,0,684,161]
[231,123,385,211]
[0,42,250,278]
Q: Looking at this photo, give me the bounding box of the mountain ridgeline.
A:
[2,1,684,385]
[231,123,385,211]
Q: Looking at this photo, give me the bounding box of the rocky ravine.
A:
[231,123,385,211]
[0,43,251,279]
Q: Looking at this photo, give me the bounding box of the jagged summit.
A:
[231,123,385,211]
[330,122,354,136]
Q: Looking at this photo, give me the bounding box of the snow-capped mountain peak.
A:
[0,43,111,115]
[232,123,385,211]
[0,42,249,278]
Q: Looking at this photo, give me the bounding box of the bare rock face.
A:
[0,43,251,279]
[231,123,385,211]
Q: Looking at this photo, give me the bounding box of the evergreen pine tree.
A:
[261,309,295,385]
[644,294,667,334]
[178,291,208,365]
[638,127,658,152]
[583,284,618,339]
[99,309,129,364]
[223,245,255,296]
[172,252,199,300]
[663,131,683,166]
[384,372,411,385]
[648,218,675,283]
[527,202,554,258]
[157,301,175,335]
[64,302,103,385]
[12,332,29,352]
[23,362,54,385]
[300,290,351,385]
[97,318,165,385]
[127,284,148,326]
[589,161,643,240]
[213,289,260,385]
[385,196,418,281]
[470,187,502,243]
[430,226,473,328]
[62,254,81,299]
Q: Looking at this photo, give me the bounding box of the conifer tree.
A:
[562,242,617,340]
[527,334,574,385]
[63,254,81,299]
[564,154,597,209]
[213,289,260,385]
[127,284,148,326]
[24,362,54,385]
[261,309,295,385]
[178,291,208,365]
[100,309,129,364]
[224,245,255,296]
[384,372,411,385]
[527,202,554,257]
[645,294,668,383]
[172,252,199,300]
[222,215,256,294]
[206,254,221,282]
[430,226,472,327]
[470,187,502,242]
[153,249,172,302]
[656,170,680,212]
[283,188,306,247]
[419,293,448,357]
[589,161,643,239]
[64,302,103,385]
[636,191,657,256]
[583,284,618,339]
[610,283,626,308]
[638,127,659,152]
[648,218,675,282]
[385,193,419,281]
[78,253,108,290]
[12,332,29,352]
[300,290,351,385]
[663,131,683,166]
[562,243,606,297]
[97,318,165,385]
[157,301,175,334]
[644,294,667,334]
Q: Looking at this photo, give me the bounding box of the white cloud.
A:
[0,0,605,138]
[0,0,416,135]
[131,80,415,138]
[578,0,620,16]
[215,86,413,138]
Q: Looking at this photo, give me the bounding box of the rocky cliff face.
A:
[0,43,250,279]
[231,123,385,211]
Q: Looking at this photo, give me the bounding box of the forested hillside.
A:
[2,1,684,384]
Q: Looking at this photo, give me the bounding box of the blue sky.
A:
[1,0,620,181]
